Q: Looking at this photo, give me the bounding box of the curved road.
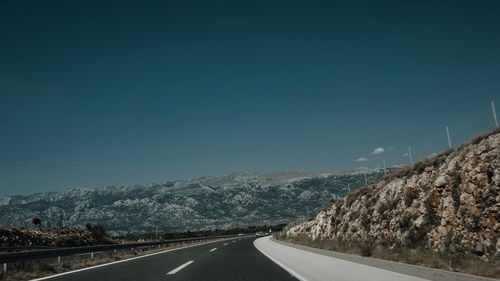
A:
[30,236,495,281]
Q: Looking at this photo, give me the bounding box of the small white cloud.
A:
[402,153,409,157]
[427,153,437,158]
[356,157,368,162]
[372,147,385,155]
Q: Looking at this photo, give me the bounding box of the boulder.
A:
[434,175,449,188]
[475,242,484,255]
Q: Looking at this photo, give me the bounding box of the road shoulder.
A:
[268,237,496,281]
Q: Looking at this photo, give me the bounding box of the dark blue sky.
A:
[1,0,499,195]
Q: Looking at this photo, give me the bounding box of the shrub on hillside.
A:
[85,224,107,241]
[32,217,42,231]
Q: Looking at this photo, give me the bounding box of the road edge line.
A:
[253,237,309,281]
[271,237,498,281]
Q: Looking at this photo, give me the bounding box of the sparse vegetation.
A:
[423,193,438,225]
[398,211,415,229]
[0,227,115,248]
[383,149,454,183]
[471,128,500,145]
[403,187,419,207]
[449,170,462,212]
[31,218,41,231]
[345,185,374,207]
[85,224,107,242]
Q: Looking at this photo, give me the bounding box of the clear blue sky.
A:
[1,0,499,195]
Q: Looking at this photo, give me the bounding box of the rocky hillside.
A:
[0,171,382,234]
[0,227,114,247]
[288,131,500,259]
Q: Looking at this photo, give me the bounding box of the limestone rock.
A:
[435,175,449,188]
[287,131,500,258]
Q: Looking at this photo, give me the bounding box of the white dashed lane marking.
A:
[167,261,194,275]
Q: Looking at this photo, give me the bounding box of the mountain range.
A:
[0,171,383,234]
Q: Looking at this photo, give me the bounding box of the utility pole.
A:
[382,158,387,175]
[492,101,499,129]
[156,225,159,241]
[446,126,452,149]
[408,145,413,165]
[347,183,351,193]
[363,170,368,185]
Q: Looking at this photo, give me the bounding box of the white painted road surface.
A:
[255,236,430,281]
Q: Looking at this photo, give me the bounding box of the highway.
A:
[32,237,297,281]
[29,236,496,281]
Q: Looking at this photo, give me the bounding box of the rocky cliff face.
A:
[288,132,500,259]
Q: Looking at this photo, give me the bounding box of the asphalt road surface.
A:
[33,237,297,281]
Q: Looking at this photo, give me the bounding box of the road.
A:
[33,237,296,281]
[30,236,495,281]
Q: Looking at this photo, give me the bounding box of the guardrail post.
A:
[91,252,94,259]
[57,256,61,264]
[3,263,6,276]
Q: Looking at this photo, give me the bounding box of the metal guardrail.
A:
[0,235,237,263]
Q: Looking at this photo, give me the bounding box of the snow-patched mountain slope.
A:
[0,171,383,234]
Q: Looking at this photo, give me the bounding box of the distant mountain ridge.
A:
[0,171,383,234]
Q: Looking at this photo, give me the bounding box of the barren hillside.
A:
[287,131,499,267]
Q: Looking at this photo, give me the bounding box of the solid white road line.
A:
[167,260,194,275]
[210,248,217,252]
[223,243,228,246]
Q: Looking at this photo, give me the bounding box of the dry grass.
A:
[276,234,500,278]
[470,128,500,145]
[382,149,454,183]
[371,246,500,278]
[0,241,208,281]
[345,185,376,208]
[381,128,500,185]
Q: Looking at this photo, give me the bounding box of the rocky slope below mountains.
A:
[288,131,500,259]
[0,171,382,234]
[0,227,114,248]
